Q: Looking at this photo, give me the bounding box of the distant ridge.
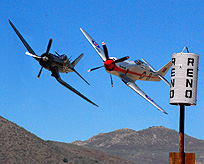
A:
[1,115,204,164]
[72,126,204,164]
[0,116,137,164]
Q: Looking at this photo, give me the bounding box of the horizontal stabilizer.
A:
[158,75,170,87]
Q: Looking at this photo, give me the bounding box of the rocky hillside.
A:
[0,116,136,164]
[72,126,204,164]
[1,115,204,164]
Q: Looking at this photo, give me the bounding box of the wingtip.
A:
[162,110,168,114]
[8,19,12,25]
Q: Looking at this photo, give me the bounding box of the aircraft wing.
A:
[80,28,107,62]
[121,76,167,114]
[9,20,39,61]
[50,66,98,107]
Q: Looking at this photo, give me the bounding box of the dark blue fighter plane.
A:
[9,20,98,107]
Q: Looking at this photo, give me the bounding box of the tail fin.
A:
[72,53,84,67]
[142,59,171,86]
[157,60,171,77]
[156,60,171,86]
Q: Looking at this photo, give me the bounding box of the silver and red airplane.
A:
[80,28,171,114]
[9,20,98,107]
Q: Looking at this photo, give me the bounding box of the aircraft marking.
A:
[114,65,156,78]
[146,95,154,102]
[92,40,100,48]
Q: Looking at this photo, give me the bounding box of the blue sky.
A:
[1,1,204,143]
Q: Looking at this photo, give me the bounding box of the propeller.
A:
[46,39,52,54]
[113,56,129,64]
[88,42,129,87]
[110,74,113,87]
[26,39,53,79]
[88,65,104,72]
[37,66,43,79]
[25,52,48,61]
[102,42,109,60]
[37,39,52,79]
[25,51,44,79]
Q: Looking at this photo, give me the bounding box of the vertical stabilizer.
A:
[142,59,171,86]
[157,60,171,77]
[72,53,84,67]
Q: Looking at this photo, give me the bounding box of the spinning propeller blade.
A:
[102,42,109,60]
[46,39,52,54]
[88,66,104,72]
[25,52,48,61]
[89,41,129,87]
[37,67,43,79]
[113,56,129,64]
[110,74,113,87]
[25,52,41,59]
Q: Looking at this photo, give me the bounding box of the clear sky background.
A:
[1,1,204,143]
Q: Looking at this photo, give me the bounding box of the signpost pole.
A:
[179,104,185,164]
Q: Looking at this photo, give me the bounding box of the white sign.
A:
[169,53,199,106]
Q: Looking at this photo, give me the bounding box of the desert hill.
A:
[0,116,136,164]
[1,115,204,164]
[72,126,204,164]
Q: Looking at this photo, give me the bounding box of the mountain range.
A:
[1,115,204,164]
[72,126,204,164]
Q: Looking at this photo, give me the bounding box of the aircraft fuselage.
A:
[105,57,160,82]
[40,53,73,73]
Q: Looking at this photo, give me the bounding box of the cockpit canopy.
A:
[134,59,150,70]
[60,54,67,60]
[134,59,144,65]
[60,54,68,63]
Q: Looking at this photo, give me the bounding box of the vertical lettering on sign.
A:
[187,58,194,66]
[187,69,193,77]
[170,90,174,98]
[172,58,176,66]
[185,90,192,98]
[171,68,175,77]
[186,79,193,88]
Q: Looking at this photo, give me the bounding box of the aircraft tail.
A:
[72,53,84,67]
[156,60,171,77]
[156,60,171,86]
[142,59,171,86]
